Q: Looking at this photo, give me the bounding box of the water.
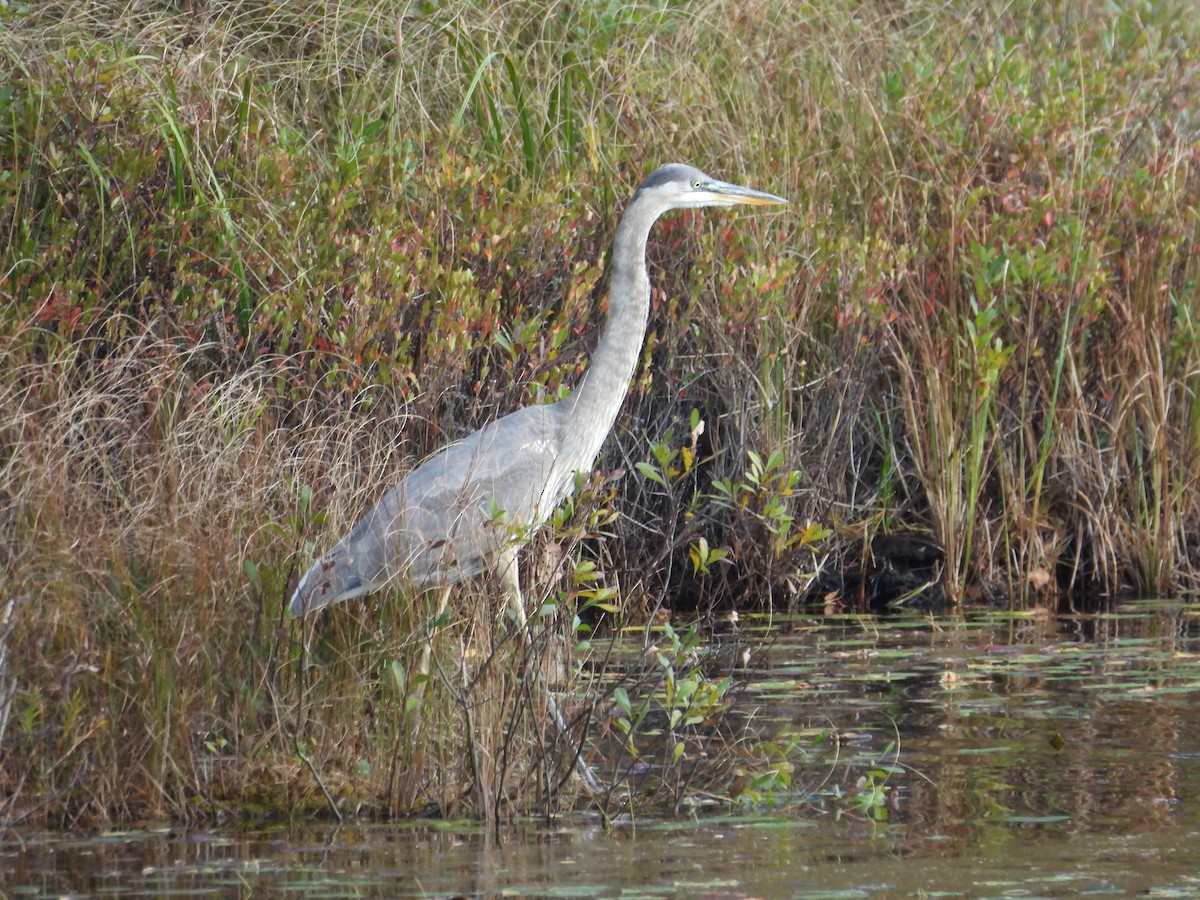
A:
[6,818,1200,896]
[5,600,1200,898]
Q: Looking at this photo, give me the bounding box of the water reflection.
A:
[737,601,1200,843]
[5,816,1200,897]
[4,601,1200,898]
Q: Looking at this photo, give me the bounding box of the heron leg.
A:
[498,549,601,793]
[412,584,452,718]
[497,549,530,632]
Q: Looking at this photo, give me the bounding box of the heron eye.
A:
[693,180,702,188]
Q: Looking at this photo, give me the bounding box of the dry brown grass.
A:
[0,327,600,824]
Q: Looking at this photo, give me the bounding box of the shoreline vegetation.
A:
[2,0,1199,827]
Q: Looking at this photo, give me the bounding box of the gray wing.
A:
[290,401,575,615]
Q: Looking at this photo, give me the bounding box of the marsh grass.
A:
[2,0,1200,825]
[0,328,606,825]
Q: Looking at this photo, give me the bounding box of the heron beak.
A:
[703,179,789,207]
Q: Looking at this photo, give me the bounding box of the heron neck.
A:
[564,198,661,466]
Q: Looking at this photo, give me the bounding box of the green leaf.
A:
[613,687,631,716]
[635,460,667,487]
[389,659,406,694]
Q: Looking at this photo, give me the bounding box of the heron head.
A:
[634,163,788,211]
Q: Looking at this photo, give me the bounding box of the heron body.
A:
[290,163,786,617]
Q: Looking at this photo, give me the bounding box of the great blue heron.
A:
[290,163,786,786]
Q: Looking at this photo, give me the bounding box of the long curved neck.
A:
[563,193,665,467]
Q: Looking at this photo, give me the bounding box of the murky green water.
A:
[5,600,1200,898]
